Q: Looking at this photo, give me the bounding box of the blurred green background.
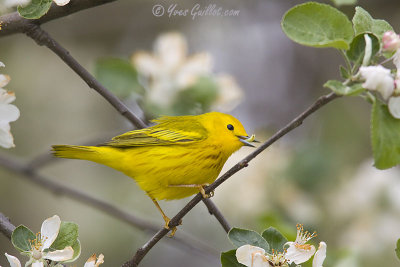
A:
[1,0,400,266]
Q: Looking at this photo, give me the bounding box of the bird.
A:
[52,112,256,235]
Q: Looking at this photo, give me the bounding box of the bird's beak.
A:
[237,134,257,147]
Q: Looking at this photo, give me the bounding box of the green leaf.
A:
[371,100,400,169]
[352,7,393,38]
[95,58,143,98]
[261,227,288,253]
[324,80,364,96]
[396,239,400,260]
[331,0,357,6]
[340,65,350,79]
[281,2,353,49]
[221,250,246,267]
[346,33,380,64]
[11,225,35,252]
[64,239,81,263]
[17,0,52,19]
[228,228,270,251]
[50,222,78,250]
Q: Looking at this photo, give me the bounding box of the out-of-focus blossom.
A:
[5,253,22,267]
[382,31,400,51]
[359,65,394,100]
[0,62,20,149]
[132,32,243,112]
[312,242,327,267]
[284,224,317,264]
[24,215,74,267]
[132,32,212,108]
[84,253,105,267]
[3,0,69,7]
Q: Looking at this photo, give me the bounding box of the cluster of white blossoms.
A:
[0,62,20,149]
[4,215,104,267]
[359,31,400,118]
[132,32,243,112]
[236,224,326,267]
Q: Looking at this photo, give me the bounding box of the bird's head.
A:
[200,112,258,155]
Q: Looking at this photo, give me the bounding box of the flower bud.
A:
[382,31,400,51]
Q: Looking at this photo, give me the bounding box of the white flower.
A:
[284,224,317,264]
[382,31,400,51]
[84,253,105,267]
[0,63,20,149]
[5,253,21,267]
[312,242,327,267]
[236,244,268,267]
[132,32,212,108]
[393,49,400,70]
[359,65,394,100]
[236,245,288,267]
[24,215,74,266]
[388,96,400,119]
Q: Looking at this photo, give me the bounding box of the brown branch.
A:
[0,212,15,239]
[202,198,231,233]
[0,154,219,261]
[0,0,119,37]
[122,92,340,266]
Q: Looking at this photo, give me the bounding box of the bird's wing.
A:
[103,116,208,147]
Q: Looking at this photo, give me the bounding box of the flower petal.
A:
[213,74,244,112]
[53,0,69,6]
[312,242,327,267]
[154,32,187,70]
[41,215,61,249]
[360,65,394,100]
[84,253,105,267]
[236,244,267,267]
[44,246,74,261]
[0,74,11,88]
[0,104,20,122]
[5,253,21,267]
[176,53,213,88]
[389,96,400,119]
[32,261,44,267]
[0,122,15,148]
[132,52,162,77]
[285,243,316,264]
[0,89,16,104]
[0,62,5,67]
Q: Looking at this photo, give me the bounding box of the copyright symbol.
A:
[152,4,164,17]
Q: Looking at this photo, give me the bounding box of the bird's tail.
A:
[52,145,98,161]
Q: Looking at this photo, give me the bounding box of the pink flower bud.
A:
[382,31,400,51]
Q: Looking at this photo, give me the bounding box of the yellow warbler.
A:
[52,112,256,232]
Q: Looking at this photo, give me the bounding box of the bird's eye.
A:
[227,124,234,131]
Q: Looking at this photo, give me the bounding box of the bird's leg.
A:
[150,198,178,237]
[168,183,214,198]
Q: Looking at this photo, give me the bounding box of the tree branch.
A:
[202,198,231,233]
[123,92,340,266]
[0,0,119,37]
[0,212,15,240]
[0,154,219,261]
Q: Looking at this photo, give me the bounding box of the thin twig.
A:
[0,212,15,239]
[202,198,231,233]
[123,92,340,266]
[0,0,120,37]
[0,154,219,261]
[22,24,146,129]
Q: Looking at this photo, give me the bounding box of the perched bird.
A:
[52,112,256,234]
